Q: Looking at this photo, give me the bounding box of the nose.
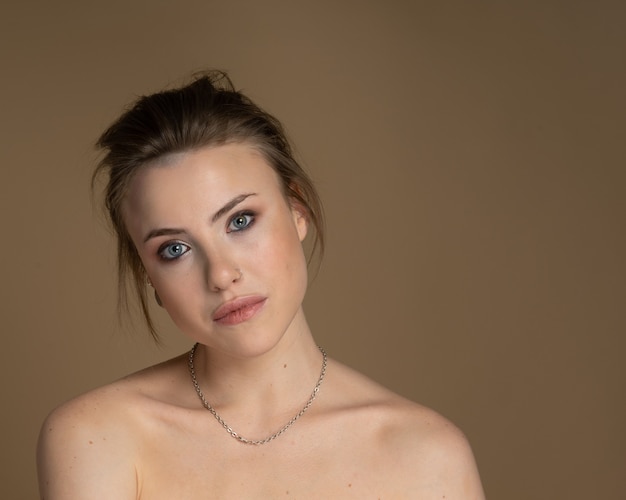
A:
[201,244,242,292]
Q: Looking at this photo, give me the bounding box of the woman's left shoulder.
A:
[379,398,486,498]
[383,397,479,468]
[325,359,485,498]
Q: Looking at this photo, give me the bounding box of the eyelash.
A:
[156,211,257,261]
[158,241,190,261]
[227,211,256,233]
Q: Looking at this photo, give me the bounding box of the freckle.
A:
[284,364,287,368]
[348,483,352,488]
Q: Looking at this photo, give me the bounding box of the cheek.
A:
[280,232,309,290]
[150,266,203,314]
[159,275,209,332]
[254,223,307,276]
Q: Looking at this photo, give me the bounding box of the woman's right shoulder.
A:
[37,380,141,498]
[40,352,190,435]
[37,354,187,499]
[41,377,138,434]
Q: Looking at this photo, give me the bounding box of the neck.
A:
[188,313,325,438]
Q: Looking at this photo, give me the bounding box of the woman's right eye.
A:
[158,242,190,261]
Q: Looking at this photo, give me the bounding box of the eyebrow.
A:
[143,193,257,243]
[211,193,256,223]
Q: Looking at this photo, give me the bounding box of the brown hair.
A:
[93,70,324,340]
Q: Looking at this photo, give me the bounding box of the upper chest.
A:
[135,408,418,499]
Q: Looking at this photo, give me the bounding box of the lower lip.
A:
[214,299,266,326]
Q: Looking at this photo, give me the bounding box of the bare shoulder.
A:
[326,359,486,499]
[383,402,485,499]
[37,355,187,499]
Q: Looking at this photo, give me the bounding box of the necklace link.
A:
[188,343,327,445]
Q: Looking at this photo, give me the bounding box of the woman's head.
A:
[94,70,324,339]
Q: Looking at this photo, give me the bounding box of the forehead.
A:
[122,143,283,225]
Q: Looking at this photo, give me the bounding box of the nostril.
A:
[208,265,242,292]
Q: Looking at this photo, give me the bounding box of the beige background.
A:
[2,1,624,498]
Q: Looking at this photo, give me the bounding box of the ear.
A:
[289,198,309,242]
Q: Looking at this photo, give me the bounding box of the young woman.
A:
[37,71,485,499]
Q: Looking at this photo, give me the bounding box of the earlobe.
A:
[290,202,308,242]
[287,184,309,242]
[296,210,308,242]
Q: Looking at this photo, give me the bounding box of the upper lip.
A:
[212,295,266,321]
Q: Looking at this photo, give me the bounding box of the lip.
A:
[212,295,267,326]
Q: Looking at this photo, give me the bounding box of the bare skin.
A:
[37,144,484,499]
[38,351,484,499]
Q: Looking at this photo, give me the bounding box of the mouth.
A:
[212,296,267,326]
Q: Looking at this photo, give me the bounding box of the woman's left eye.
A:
[228,212,255,232]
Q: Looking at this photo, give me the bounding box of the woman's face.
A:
[122,143,309,357]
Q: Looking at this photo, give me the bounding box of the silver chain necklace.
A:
[188,343,327,445]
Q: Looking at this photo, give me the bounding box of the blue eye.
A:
[158,242,190,260]
[228,212,255,232]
